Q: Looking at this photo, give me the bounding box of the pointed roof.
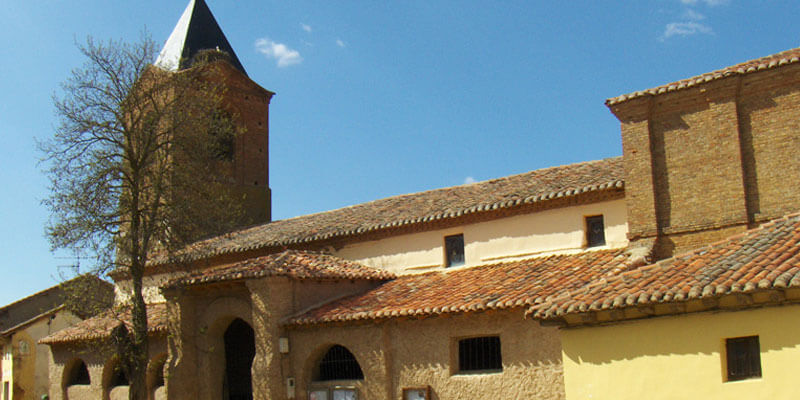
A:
[156,0,247,76]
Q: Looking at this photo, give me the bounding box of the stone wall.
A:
[288,310,564,400]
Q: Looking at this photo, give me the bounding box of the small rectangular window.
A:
[445,234,465,267]
[458,336,502,372]
[726,336,761,381]
[585,215,606,247]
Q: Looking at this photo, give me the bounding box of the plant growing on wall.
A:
[40,34,248,400]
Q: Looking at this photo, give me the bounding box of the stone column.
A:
[163,290,200,399]
[247,277,293,400]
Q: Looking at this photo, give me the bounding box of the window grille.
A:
[458,336,502,372]
[585,215,606,247]
[318,345,364,381]
[726,336,761,381]
[445,234,465,267]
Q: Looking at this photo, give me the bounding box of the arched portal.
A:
[223,318,255,400]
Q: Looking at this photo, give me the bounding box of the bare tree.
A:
[41,35,248,400]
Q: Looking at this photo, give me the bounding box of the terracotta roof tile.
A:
[158,157,623,264]
[531,212,800,320]
[41,303,168,345]
[286,249,630,326]
[163,250,395,288]
[607,47,800,105]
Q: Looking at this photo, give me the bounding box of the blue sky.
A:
[1,0,798,306]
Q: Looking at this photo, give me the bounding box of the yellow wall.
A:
[335,199,628,275]
[560,305,800,400]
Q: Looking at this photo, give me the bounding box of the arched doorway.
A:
[223,318,255,400]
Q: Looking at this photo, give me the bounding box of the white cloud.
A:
[683,9,705,20]
[463,176,476,184]
[255,38,303,67]
[661,21,713,40]
[301,23,312,33]
[336,39,346,48]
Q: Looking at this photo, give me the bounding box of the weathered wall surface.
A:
[1,309,80,400]
[561,305,800,400]
[48,336,167,400]
[289,310,564,400]
[335,199,627,274]
[610,64,800,259]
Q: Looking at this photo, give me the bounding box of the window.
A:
[4,382,9,400]
[457,336,502,372]
[585,215,606,247]
[317,345,364,381]
[726,336,761,381]
[445,234,465,267]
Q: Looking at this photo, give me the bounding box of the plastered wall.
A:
[334,199,628,275]
[561,304,800,400]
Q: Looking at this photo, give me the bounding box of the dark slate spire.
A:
[156,0,248,76]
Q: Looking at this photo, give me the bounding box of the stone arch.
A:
[147,353,168,400]
[62,358,91,400]
[222,318,255,400]
[63,358,91,387]
[197,296,253,399]
[102,356,129,400]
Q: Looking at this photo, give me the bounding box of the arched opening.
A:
[65,359,91,386]
[315,345,364,381]
[110,367,129,387]
[147,354,168,400]
[223,318,254,400]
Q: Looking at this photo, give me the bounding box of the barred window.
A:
[726,336,761,381]
[585,215,606,247]
[458,336,502,372]
[445,234,465,268]
[317,345,364,381]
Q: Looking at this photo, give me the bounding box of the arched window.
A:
[316,345,364,381]
[66,359,91,386]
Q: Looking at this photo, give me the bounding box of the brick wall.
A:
[213,62,274,224]
[610,63,800,259]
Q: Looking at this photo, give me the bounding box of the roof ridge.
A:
[607,47,800,105]
[261,156,624,224]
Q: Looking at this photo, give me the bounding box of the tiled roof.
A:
[163,250,395,289]
[531,212,800,321]
[286,249,631,326]
[41,303,168,345]
[607,47,800,105]
[162,157,624,264]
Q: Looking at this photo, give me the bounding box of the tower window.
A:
[726,336,761,381]
[585,215,606,247]
[445,234,465,267]
[457,336,502,372]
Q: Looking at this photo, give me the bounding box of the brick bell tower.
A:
[156,0,274,224]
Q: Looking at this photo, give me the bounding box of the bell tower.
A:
[157,0,274,223]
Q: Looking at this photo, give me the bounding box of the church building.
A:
[40,1,800,400]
